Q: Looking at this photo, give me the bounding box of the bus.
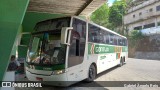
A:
[25,16,128,86]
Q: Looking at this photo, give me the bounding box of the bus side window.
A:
[124,39,128,46]
[94,28,100,43]
[109,33,114,45]
[114,35,117,45]
[103,31,109,44]
[118,36,122,46]
[99,29,105,44]
[88,24,102,43]
[122,39,125,46]
[117,36,119,45]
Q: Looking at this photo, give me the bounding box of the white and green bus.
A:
[25,16,128,86]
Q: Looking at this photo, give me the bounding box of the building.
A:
[124,0,160,35]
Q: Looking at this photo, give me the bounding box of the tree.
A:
[108,0,127,29]
[90,3,109,28]
[90,0,127,33]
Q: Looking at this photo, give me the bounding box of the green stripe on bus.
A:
[88,43,128,55]
[122,46,128,52]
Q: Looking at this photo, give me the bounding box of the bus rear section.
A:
[87,23,128,74]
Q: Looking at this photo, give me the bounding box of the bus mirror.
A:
[61,27,73,45]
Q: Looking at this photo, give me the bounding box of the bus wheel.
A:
[119,58,123,67]
[85,64,96,82]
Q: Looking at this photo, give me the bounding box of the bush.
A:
[126,30,144,47]
[130,30,144,40]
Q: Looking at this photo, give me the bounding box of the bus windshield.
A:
[27,31,66,65]
[27,17,70,65]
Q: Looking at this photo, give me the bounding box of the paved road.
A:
[16,58,160,90]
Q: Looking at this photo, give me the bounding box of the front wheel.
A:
[85,64,96,82]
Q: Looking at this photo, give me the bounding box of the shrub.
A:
[130,30,144,40]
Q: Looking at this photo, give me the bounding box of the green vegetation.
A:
[90,0,127,32]
[130,30,144,40]
[108,0,127,29]
[127,30,144,48]
[90,3,109,28]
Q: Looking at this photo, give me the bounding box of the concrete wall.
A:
[129,35,160,60]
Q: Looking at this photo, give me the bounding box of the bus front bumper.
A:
[26,70,72,86]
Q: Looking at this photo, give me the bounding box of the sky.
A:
[108,0,115,6]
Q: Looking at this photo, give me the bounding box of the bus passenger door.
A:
[66,18,86,81]
[67,31,82,81]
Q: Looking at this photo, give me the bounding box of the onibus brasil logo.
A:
[2,82,42,87]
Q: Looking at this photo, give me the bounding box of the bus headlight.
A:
[52,70,65,75]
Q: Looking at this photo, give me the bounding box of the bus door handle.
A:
[80,70,83,72]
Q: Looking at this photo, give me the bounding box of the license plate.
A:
[36,77,43,81]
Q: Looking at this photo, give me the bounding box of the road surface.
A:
[16,58,160,90]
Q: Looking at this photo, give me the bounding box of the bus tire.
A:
[123,57,125,65]
[85,64,96,82]
[119,58,123,67]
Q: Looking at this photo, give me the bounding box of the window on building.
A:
[156,5,160,11]
[149,8,153,12]
[133,14,135,18]
[139,12,142,16]
[143,23,155,29]
[134,26,142,30]
[157,22,160,26]
[146,10,149,13]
